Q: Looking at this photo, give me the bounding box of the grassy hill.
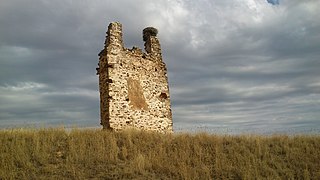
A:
[1,128,319,179]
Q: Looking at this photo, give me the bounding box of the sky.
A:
[0,0,320,134]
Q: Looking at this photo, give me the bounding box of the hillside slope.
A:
[1,128,320,179]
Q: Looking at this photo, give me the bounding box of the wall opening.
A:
[159,92,168,100]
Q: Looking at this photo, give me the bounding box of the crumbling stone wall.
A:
[97,22,173,133]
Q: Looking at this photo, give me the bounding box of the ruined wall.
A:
[97,22,173,133]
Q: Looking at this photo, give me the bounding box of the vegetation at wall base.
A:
[0,128,319,179]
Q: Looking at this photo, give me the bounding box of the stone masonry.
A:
[97,22,173,133]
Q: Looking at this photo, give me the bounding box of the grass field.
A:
[0,128,319,179]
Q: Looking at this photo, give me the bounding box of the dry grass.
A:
[0,128,320,179]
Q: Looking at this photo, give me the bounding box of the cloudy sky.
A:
[0,0,319,133]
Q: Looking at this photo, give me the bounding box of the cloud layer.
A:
[0,0,319,133]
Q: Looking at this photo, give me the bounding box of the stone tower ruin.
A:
[97,22,173,133]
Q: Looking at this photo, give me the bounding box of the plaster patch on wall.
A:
[127,78,149,110]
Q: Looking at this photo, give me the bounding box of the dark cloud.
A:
[0,0,319,133]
